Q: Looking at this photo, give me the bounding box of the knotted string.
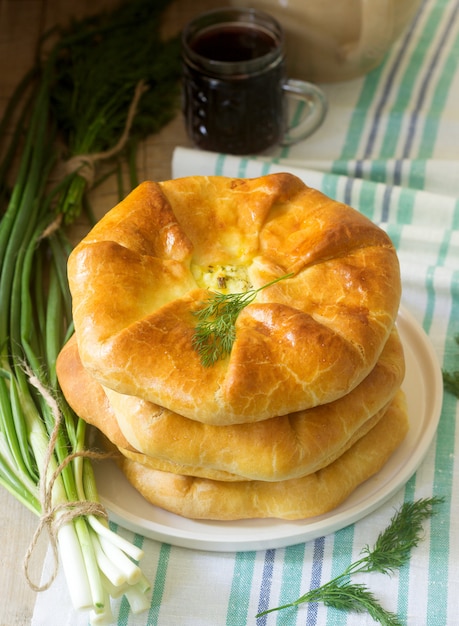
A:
[22,367,112,592]
[64,79,148,187]
[41,79,148,240]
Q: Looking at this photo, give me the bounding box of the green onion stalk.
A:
[0,0,181,622]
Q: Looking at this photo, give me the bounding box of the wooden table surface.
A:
[0,1,220,623]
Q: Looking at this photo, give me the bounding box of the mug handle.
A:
[281,79,328,146]
[341,0,393,65]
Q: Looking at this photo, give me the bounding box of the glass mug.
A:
[181,8,327,155]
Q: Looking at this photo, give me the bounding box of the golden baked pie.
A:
[68,174,401,425]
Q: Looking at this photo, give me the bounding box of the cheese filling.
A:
[191,264,252,294]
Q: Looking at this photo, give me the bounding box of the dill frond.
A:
[360,497,444,575]
[257,497,444,624]
[192,272,293,367]
[442,334,459,398]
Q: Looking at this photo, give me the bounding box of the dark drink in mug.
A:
[181,9,327,155]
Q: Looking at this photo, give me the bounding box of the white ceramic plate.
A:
[95,305,443,552]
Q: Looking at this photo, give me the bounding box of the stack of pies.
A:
[57,173,408,520]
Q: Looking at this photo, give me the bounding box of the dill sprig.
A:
[192,273,293,367]
[257,497,444,624]
[304,582,402,626]
[44,0,181,223]
[443,334,459,398]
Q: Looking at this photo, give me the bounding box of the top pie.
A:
[68,173,401,425]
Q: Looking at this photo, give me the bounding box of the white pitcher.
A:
[230,0,422,82]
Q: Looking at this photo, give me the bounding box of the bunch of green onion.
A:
[0,1,180,622]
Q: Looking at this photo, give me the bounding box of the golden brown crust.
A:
[115,408,383,482]
[57,327,404,481]
[56,334,134,452]
[118,390,409,520]
[68,174,401,424]
[117,445,246,481]
[96,432,246,482]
